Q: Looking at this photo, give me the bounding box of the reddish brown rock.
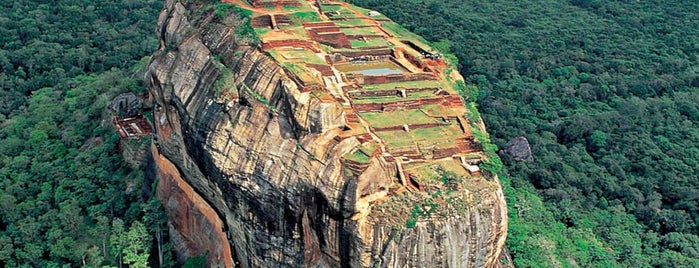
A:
[153,145,233,267]
[145,1,508,267]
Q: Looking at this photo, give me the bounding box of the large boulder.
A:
[500,136,534,162]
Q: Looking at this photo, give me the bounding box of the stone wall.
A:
[361,73,436,85]
[252,15,272,28]
[312,32,352,49]
[250,0,301,8]
[261,39,320,52]
[352,97,444,112]
[334,49,393,61]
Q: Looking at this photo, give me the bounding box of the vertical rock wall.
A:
[152,146,233,267]
[145,0,508,267]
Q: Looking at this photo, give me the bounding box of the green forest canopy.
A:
[350,0,699,267]
[0,0,173,267]
[1,0,698,267]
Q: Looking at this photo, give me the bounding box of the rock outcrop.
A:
[145,0,508,267]
[500,136,534,162]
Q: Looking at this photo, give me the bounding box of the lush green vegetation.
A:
[290,11,322,23]
[360,110,436,128]
[352,0,699,267]
[214,3,260,45]
[0,0,174,267]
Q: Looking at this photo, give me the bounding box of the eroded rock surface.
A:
[500,136,534,162]
[146,0,508,267]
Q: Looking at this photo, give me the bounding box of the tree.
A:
[142,197,175,267]
[588,130,607,150]
[0,1,166,267]
[109,218,126,268]
[123,221,151,268]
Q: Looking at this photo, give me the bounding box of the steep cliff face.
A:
[145,0,507,267]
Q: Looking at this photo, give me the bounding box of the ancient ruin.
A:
[231,0,488,206]
[113,115,153,139]
[147,0,507,266]
[225,0,494,228]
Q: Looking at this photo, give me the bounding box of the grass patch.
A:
[281,62,320,85]
[319,4,343,13]
[360,110,437,128]
[335,19,372,27]
[351,92,438,104]
[420,103,463,117]
[360,141,380,155]
[381,21,432,49]
[276,49,326,64]
[351,38,390,48]
[344,149,371,163]
[377,125,463,148]
[343,142,379,163]
[411,126,463,140]
[290,11,322,23]
[341,26,380,36]
[276,24,311,39]
[254,27,271,37]
[329,13,358,20]
[334,61,407,74]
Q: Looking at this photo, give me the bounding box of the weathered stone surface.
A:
[110,92,143,117]
[500,136,534,162]
[152,145,233,267]
[145,1,508,267]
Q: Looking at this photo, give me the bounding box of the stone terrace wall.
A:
[341,158,371,176]
[337,49,393,58]
[311,26,341,33]
[371,125,404,132]
[352,97,447,112]
[261,39,320,52]
[303,22,336,28]
[432,146,462,159]
[312,32,351,49]
[307,64,334,76]
[348,90,399,99]
[250,0,301,8]
[274,15,292,26]
[405,87,439,94]
[349,87,440,100]
[361,73,436,84]
[347,34,385,40]
[387,145,420,157]
[371,122,446,132]
[252,15,272,28]
[352,102,382,112]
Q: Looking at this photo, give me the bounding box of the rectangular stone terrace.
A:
[225,0,485,194]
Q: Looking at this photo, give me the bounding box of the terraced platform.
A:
[225,0,485,196]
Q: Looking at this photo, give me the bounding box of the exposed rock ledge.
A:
[145,0,507,267]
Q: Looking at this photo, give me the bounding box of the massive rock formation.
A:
[145,0,508,267]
